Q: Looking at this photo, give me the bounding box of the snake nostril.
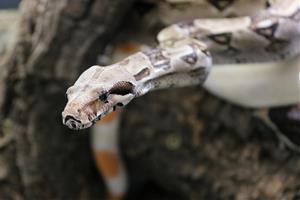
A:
[71,122,76,129]
[64,115,81,124]
[64,115,83,129]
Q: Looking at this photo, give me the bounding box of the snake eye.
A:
[109,81,135,95]
[99,91,109,102]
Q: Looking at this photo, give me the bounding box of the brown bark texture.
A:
[0,0,134,199]
[121,88,300,200]
[0,0,300,200]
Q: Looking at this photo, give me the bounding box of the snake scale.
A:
[62,0,300,130]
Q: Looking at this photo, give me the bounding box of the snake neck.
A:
[123,40,212,97]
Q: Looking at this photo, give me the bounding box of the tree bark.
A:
[0,0,134,199]
[121,88,300,200]
[0,0,299,200]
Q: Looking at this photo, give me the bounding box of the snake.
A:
[62,0,300,130]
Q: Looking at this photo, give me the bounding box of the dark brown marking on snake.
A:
[208,33,232,45]
[182,54,198,65]
[88,114,93,121]
[255,22,279,40]
[192,44,211,60]
[181,45,198,65]
[188,68,205,77]
[188,68,207,81]
[265,39,289,52]
[201,48,211,56]
[143,49,171,69]
[154,60,170,69]
[109,81,135,95]
[134,68,151,81]
[96,114,102,121]
[207,0,235,11]
[93,110,98,118]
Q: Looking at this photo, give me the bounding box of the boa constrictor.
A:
[62,0,300,130]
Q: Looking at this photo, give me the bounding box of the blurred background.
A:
[0,0,20,8]
[0,0,299,200]
[0,0,19,56]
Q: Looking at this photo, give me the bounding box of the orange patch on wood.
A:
[106,193,124,200]
[117,43,140,54]
[258,107,270,119]
[94,150,120,178]
[97,111,119,124]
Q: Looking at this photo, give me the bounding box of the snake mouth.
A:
[63,115,93,130]
[92,104,122,124]
[63,101,119,130]
[90,101,120,125]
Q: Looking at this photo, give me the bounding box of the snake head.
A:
[62,65,136,130]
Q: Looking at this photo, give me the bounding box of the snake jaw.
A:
[62,100,108,130]
[62,89,135,130]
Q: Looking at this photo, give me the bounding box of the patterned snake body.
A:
[158,0,300,63]
[62,0,300,130]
